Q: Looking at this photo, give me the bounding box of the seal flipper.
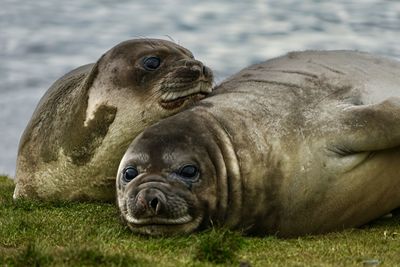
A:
[333,97,400,153]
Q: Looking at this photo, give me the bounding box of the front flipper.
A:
[332,97,400,153]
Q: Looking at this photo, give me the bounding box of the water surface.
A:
[1,0,400,175]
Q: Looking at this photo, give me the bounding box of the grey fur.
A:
[117,50,400,236]
[14,39,213,201]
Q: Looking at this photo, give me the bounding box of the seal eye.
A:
[122,166,139,183]
[143,56,161,71]
[178,164,199,180]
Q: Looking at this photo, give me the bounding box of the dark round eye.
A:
[122,166,139,183]
[143,56,161,71]
[178,164,199,180]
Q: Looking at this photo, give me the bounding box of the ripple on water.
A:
[1,0,400,175]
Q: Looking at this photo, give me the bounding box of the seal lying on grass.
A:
[117,50,400,236]
[14,38,213,201]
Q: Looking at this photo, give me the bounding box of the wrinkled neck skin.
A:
[193,107,285,235]
[194,80,396,237]
[189,79,325,236]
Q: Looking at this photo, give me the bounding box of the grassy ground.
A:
[1,175,399,267]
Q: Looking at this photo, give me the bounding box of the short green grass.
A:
[1,175,399,266]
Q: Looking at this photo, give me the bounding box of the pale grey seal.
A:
[116,50,400,236]
[14,38,213,201]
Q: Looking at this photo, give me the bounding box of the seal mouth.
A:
[159,82,212,110]
[124,213,204,236]
[125,213,193,225]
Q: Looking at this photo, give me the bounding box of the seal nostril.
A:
[149,197,159,213]
[202,66,207,76]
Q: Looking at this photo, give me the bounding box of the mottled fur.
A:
[14,39,213,201]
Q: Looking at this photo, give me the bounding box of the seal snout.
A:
[188,60,213,82]
[158,58,213,110]
[124,178,194,227]
[131,188,166,218]
[201,65,213,80]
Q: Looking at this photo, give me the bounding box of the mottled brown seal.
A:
[14,38,213,201]
[117,50,400,236]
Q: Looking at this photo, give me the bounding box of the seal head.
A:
[116,113,218,235]
[89,38,214,113]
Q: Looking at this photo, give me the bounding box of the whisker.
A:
[164,35,176,43]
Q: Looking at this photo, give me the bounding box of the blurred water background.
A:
[1,0,400,176]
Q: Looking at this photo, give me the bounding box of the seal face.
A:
[116,119,217,235]
[118,50,400,236]
[14,38,213,201]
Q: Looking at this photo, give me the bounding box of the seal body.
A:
[14,39,213,201]
[117,50,400,236]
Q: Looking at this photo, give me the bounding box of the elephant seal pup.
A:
[117,50,400,236]
[14,38,213,201]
